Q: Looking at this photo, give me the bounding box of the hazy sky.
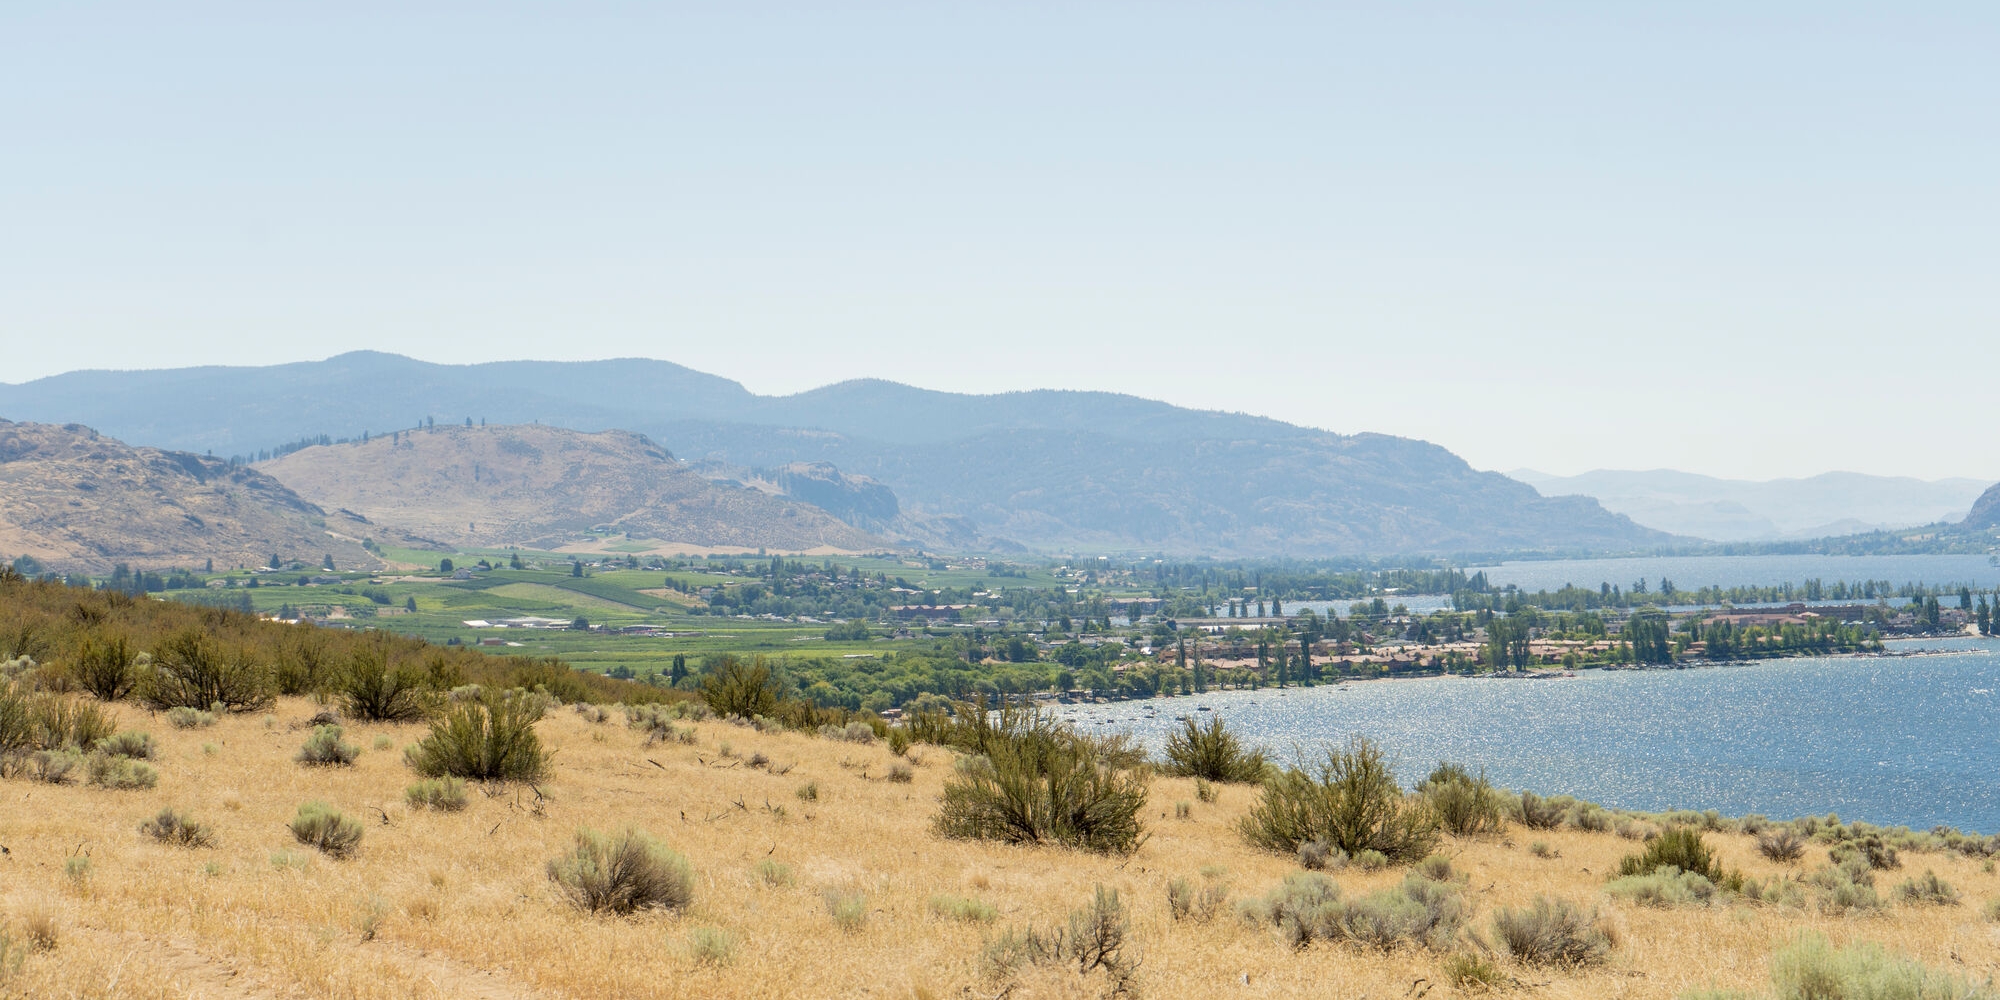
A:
[3,4,1995,481]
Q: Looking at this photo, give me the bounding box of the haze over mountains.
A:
[0,419,379,574]
[1510,468,1990,542]
[0,352,1667,558]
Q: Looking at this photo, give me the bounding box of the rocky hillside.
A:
[1963,482,2000,532]
[260,424,880,553]
[0,420,379,573]
[2,352,1672,556]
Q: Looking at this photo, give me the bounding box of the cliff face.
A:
[1964,483,2000,531]
[0,419,379,573]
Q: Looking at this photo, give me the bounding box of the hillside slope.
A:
[261,423,880,554]
[2,353,1670,556]
[1514,468,1990,541]
[0,419,379,573]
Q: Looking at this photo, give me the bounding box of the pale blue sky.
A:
[3,4,1994,480]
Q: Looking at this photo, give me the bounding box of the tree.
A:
[509,552,523,569]
[571,561,583,578]
[669,653,688,688]
[404,596,417,612]
[321,554,334,571]
[270,553,282,570]
[439,558,454,573]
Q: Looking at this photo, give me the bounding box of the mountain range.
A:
[0,351,1672,558]
[1509,468,1991,542]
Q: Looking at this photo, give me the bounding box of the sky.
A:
[3,3,1996,481]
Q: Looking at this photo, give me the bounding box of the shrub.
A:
[933,714,1148,855]
[1770,933,1991,1000]
[929,893,996,922]
[1805,858,1883,915]
[1413,854,1463,884]
[687,927,735,967]
[139,808,215,848]
[290,802,363,858]
[1162,716,1267,783]
[1195,777,1218,803]
[341,648,435,722]
[1758,827,1807,863]
[1529,841,1555,859]
[1490,896,1612,968]
[1239,735,1437,863]
[795,781,819,802]
[296,725,359,767]
[547,827,693,915]
[1606,866,1718,908]
[754,859,794,887]
[824,890,868,932]
[886,762,914,783]
[820,721,876,744]
[1515,790,1564,830]
[702,657,780,719]
[27,749,81,784]
[1420,763,1505,836]
[404,777,469,812]
[1893,870,1961,907]
[982,886,1134,993]
[887,727,912,756]
[85,750,157,789]
[1829,835,1901,871]
[166,706,216,729]
[1354,849,1391,871]
[27,694,117,751]
[1165,876,1231,923]
[406,696,550,782]
[73,634,138,702]
[1443,952,1507,991]
[142,630,270,711]
[1239,871,1467,952]
[1618,827,1723,882]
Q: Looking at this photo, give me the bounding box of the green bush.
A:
[701,657,781,719]
[296,725,359,767]
[1618,827,1723,882]
[1892,870,1961,907]
[687,926,735,967]
[1238,735,1437,863]
[1490,896,1612,968]
[94,730,154,760]
[932,714,1148,855]
[73,634,138,702]
[404,777,469,812]
[547,827,693,915]
[21,694,117,751]
[929,893,998,923]
[1515,790,1564,830]
[754,859,794,887]
[1806,858,1884,915]
[341,648,436,723]
[1419,763,1505,836]
[406,695,550,782]
[1606,866,1719,908]
[1161,716,1267,783]
[1769,933,1991,1000]
[1443,952,1507,991]
[824,890,869,932]
[165,706,216,729]
[1165,876,1231,923]
[290,802,363,858]
[1239,871,1466,952]
[1828,835,1901,871]
[139,807,215,848]
[142,630,271,711]
[85,750,157,789]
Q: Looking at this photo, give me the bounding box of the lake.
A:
[1469,553,2000,593]
[1056,636,2000,834]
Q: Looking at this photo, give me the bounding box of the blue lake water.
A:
[1469,553,2000,593]
[1058,637,2000,834]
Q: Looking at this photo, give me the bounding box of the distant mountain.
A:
[1965,483,2000,532]
[1510,468,1990,542]
[261,424,881,554]
[0,420,379,574]
[2,352,1670,557]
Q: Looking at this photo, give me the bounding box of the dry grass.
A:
[5,698,2000,998]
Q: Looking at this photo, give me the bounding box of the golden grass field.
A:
[5,699,2000,999]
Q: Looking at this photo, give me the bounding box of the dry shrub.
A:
[1239,735,1437,863]
[139,807,216,849]
[1770,933,1989,999]
[1490,896,1612,968]
[166,706,216,729]
[1420,763,1505,836]
[73,634,138,702]
[929,894,997,923]
[341,647,436,722]
[1239,871,1467,952]
[85,750,156,789]
[982,886,1135,996]
[547,827,692,915]
[1758,827,1807,863]
[824,890,868,932]
[1166,876,1231,923]
[1893,870,1961,907]
[296,725,359,767]
[290,802,363,858]
[1514,790,1564,830]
